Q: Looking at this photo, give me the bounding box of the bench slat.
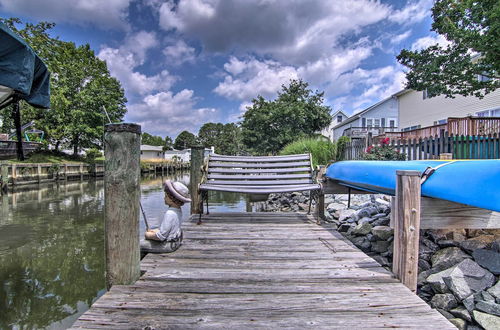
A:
[208,167,312,174]
[200,183,321,194]
[209,161,310,168]
[208,174,311,180]
[210,154,310,162]
[206,179,313,185]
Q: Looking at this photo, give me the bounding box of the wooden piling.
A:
[11,164,16,185]
[190,146,204,215]
[104,123,141,288]
[393,170,421,293]
[1,162,8,193]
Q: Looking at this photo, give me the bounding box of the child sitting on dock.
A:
[145,180,191,246]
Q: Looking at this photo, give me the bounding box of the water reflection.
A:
[0,172,251,329]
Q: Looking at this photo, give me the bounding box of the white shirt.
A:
[156,206,182,241]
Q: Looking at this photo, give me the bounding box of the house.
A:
[320,110,349,140]
[395,88,500,131]
[140,145,165,160]
[332,96,399,140]
[164,147,215,162]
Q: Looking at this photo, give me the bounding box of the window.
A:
[476,108,500,117]
[477,74,492,82]
[389,119,396,128]
[366,118,373,128]
[381,118,386,127]
[337,115,343,123]
[374,119,380,128]
[362,118,366,128]
[422,89,436,99]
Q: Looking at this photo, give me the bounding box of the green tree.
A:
[1,18,127,154]
[174,130,197,150]
[164,136,173,151]
[141,132,165,146]
[397,0,500,98]
[241,79,331,155]
[198,122,224,149]
[219,123,242,155]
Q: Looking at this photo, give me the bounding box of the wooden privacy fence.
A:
[343,132,500,160]
[0,162,104,188]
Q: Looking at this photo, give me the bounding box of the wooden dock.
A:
[72,212,454,329]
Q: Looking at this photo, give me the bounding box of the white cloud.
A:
[214,57,298,101]
[127,90,218,137]
[0,0,131,29]
[159,0,391,65]
[163,40,196,65]
[411,34,451,51]
[98,31,176,96]
[391,30,412,44]
[389,0,433,26]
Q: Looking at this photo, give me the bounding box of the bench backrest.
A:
[204,154,315,187]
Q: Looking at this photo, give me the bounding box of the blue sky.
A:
[0,0,449,139]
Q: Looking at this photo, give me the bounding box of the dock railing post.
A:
[393,170,421,292]
[1,162,8,193]
[104,123,141,288]
[190,146,204,215]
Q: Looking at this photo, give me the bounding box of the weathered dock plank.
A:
[72,212,453,329]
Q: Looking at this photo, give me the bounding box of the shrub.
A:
[280,137,336,167]
[336,136,350,161]
[85,148,102,163]
[362,137,406,160]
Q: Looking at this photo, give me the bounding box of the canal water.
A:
[0,172,250,329]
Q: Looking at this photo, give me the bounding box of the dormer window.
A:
[337,115,343,123]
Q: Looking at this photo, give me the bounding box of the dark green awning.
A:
[0,21,50,109]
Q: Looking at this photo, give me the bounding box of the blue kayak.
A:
[325,160,500,212]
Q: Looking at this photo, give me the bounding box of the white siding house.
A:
[165,147,215,162]
[332,96,399,140]
[140,145,165,160]
[320,110,349,141]
[396,89,500,131]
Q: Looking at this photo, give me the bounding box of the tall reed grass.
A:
[279,137,337,167]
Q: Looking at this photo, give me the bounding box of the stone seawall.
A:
[258,192,500,330]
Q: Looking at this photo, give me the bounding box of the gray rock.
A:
[492,239,500,253]
[431,247,471,271]
[427,230,448,243]
[371,217,390,227]
[427,268,453,293]
[372,255,390,267]
[460,235,496,253]
[463,295,475,312]
[418,259,431,272]
[338,209,357,222]
[472,310,500,330]
[448,318,467,330]
[437,308,454,320]
[351,236,371,252]
[366,233,377,242]
[472,249,500,275]
[450,306,472,322]
[371,226,394,241]
[443,259,496,301]
[477,291,496,303]
[371,240,390,253]
[419,242,436,262]
[421,237,440,252]
[437,239,460,248]
[338,223,352,233]
[327,202,346,213]
[358,217,372,225]
[356,206,378,219]
[431,293,458,310]
[352,222,372,236]
[476,301,500,317]
[324,195,335,204]
[487,281,500,300]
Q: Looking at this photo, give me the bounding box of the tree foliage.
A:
[1,18,127,154]
[198,122,243,155]
[241,79,331,155]
[173,130,198,150]
[141,132,173,150]
[397,0,500,98]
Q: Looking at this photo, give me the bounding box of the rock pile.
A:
[260,192,500,330]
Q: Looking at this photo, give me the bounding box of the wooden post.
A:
[190,146,204,215]
[37,164,41,183]
[393,170,421,293]
[80,164,84,180]
[11,164,16,185]
[1,162,8,193]
[104,123,141,288]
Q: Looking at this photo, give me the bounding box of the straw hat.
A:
[164,180,191,203]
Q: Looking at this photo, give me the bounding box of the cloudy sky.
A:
[0,0,447,139]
